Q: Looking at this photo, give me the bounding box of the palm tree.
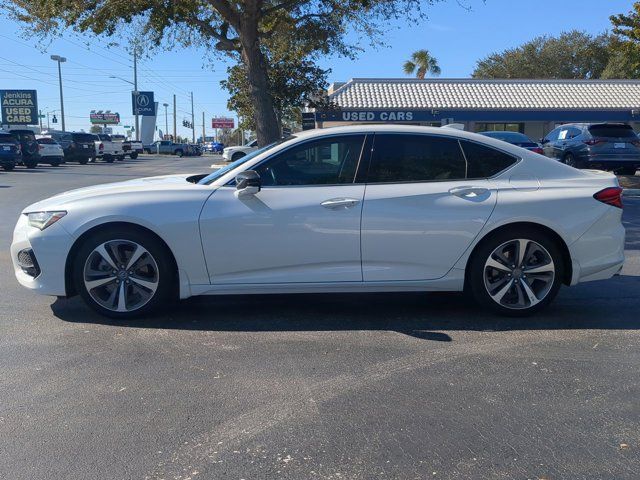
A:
[403,49,441,79]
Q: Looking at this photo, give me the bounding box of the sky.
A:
[0,0,634,138]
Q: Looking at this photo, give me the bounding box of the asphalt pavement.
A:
[1,155,639,480]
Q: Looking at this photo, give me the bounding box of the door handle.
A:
[321,197,360,209]
[448,186,489,198]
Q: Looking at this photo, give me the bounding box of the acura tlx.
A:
[11,125,625,318]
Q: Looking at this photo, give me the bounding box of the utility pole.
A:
[202,111,205,143]
[163,103,169,140]
[46,111,50,130]
[50,55,66,132]
[172,94,177,141]
[133,50,139,141]
[190,91,195,143]
[38,109,43,130]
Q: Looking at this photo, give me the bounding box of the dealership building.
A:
[312,78,640,139]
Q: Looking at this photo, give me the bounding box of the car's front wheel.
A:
[73,228,175,318]
[468,228,564,316]
[130,152,138,159]
[231,152,245,161]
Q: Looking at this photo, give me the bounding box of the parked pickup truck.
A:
[94,134,124,163]
[144,140,191,157]
[111,134,143,159]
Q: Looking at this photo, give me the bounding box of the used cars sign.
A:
[1,89,38,125]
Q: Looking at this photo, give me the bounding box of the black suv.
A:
[8,129,40,168]
[50,131,95,164]
[541,123,640,175]
[0,132,21,171]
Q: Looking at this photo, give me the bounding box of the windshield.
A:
[198,137,294,185]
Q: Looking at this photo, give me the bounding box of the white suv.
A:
[222,139,257,162]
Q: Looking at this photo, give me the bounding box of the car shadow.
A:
[51,274,640,341]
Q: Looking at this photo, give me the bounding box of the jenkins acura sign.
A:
[0,90,38,125]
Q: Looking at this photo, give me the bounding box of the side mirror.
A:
[540,138,548,145]
[235,170,261,196]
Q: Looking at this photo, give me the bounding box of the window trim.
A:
[225,133,370,188]
[359,132,521,186]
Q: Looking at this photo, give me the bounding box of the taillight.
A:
[99,143,104,151]
[531,147,544,154]
[584,139,606,146]
[593,187,623,209]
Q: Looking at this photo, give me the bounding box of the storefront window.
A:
[475,123,525,133]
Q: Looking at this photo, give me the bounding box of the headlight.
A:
[26,211,67,230]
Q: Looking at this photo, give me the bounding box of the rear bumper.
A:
[569,207,625,285]
[578,153,640,168]
[0,156,18,166]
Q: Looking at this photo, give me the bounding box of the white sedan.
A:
[11,125,625,318]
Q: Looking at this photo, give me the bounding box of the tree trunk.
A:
[240,37,281,146]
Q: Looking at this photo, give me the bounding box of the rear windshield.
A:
[72,133,97,142]
[588,124,637,138]
[37,137,57,144]
[0,134,16,142]
[97,134,112,141]
[12,131,36,141]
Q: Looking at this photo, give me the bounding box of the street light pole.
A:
[50,55,67,132]
[190,91,195,144]
[133,50,139,141]
[163,103,169,139]
[173,94,177,141]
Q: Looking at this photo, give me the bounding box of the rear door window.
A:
[367,134,466,183]
[588,124,637,138]
[72,133,97,142]
[461,141,518,178]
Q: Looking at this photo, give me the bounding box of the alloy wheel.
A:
[83,239,159,313]
[483,238,555,310]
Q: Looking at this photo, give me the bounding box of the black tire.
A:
[564,153,582,169]
[618,166,637,176]
[73,226,176,319]
[49,162,61,167]
[231,152,245,162]
[467,226,564,317]
[130,152,138,159]
[79,158,89,165]
[90,155,97,163]
[24,161,38,169]
[117,155,125,161]
[176,149,184,157]
[2,164,15,171]
[105,155,115,163]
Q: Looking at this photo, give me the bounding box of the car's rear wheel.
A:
[24,161,38,169]
[74,228,175,319]
[564,153,582,169]
[468,228,564,316]
[3,164,15,171]
[130,152,138,159]
[105,155,115,163]
[79,158,89,165]
[618,166,637,176]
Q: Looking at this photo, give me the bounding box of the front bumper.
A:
[10,214,73,296]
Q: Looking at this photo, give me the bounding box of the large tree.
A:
[2,0,436,145]
[472,30,611,79]
[604,2,640,78]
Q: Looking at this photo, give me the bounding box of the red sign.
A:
[211,117,234,129]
